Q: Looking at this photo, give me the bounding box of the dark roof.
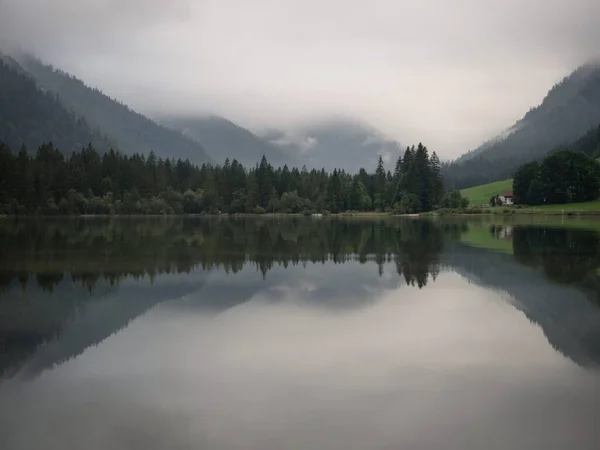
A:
[504,191,514,197]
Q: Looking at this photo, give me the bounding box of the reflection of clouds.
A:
[258,262,403,310]
[2,271,596,450]
[163,260,407,314]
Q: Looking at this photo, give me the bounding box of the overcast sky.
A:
[1,0,600,158]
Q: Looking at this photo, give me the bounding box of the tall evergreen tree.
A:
[412,143,431,211]
[429,151,444,207]
[256,155,274,208]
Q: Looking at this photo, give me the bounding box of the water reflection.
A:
[0,217,599,449]
[0,217,457,291]
[2,217,600,377]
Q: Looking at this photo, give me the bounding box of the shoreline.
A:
[5,209,600,218]
[427,210,600,217]
[0,212,395,219]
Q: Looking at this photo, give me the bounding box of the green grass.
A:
[459,224,514,254]
[460,179,513,207]
[517,201,600,212]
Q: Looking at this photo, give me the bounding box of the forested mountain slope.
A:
[15,54,211,164]
[445,63,600,188]
[571,123,600,157]
[161,115,289,167]
[0,56,113,153]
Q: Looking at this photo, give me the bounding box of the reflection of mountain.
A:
[3,217,600,379]
[444,241,600,367]
[5,273,208,380]
[0,278,113,377]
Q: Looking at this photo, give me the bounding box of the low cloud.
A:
[269,133,319,154]
[2,0,600,158]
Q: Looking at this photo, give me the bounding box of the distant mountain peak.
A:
[260,117,402,172]
[160,114,290,167]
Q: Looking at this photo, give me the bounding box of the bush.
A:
[253,206,267,215]
[466,207,482,214]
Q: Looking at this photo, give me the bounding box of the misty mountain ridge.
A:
[11,53,212,164]
[160,114,291,168]
[4,51,401,172]
[257,117,403,172]
[0,55,115,154]
[446,61,600,188]
[163,113,403,172]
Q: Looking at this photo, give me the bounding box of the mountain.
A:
[13,54,211,163]
[0,55,113,153]
[445,63,600,189]
[571,123,600,157]
[160,115,290,167]
[259,117,402,172]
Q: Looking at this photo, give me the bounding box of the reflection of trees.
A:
[0,217,457,293]
[513,227,600,284]
[0,217,457,377]
[394,220,445,288]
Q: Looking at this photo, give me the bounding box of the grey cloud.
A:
[1,0,600,158]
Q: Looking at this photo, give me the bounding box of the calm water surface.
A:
[0,217,599,449]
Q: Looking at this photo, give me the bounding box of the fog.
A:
[1,0,600,157]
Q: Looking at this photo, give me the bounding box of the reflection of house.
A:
[498,225,513,240]
[490,225,513,240]
[499,191,514,205]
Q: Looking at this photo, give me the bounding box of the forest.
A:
[0,140,464,215]
[512,149,600,205]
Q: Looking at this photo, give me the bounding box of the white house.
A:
[498,191,514,205]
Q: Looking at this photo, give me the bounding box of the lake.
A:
[0,216,599,449]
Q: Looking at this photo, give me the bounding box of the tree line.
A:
[0,141,459,215]
[513,149,600,205]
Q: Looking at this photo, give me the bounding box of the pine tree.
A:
[401,146,414,175]
[327,170,343,213]
[397,146,418,202]
[256,155,274,208]
[349,177,362,210]
[393,154,402,181]
[245,173,259,212]
[429,151,444,208]
[414,143,433,212]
